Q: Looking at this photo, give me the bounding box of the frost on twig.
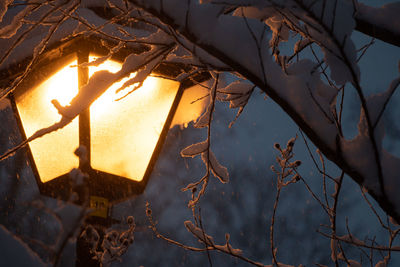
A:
[180,74,229,207]
[0,3,34,39]
[270,137,302,266]
[180,140,208,157]
[217,79,255,128]
[80,41,125,68]
[184,221,242,256]
[146,203,270,266]
[80,216,135,267]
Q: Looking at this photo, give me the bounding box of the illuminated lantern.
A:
[6,37,207,211]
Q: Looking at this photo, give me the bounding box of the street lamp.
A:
[5,36,207,216]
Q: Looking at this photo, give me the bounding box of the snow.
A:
[194,106,211,128]
[180,140,208,157]
[305,0,359,85]
[193,78,215,128]
[341,116,380,192]
[217,0,360,86]
[0,3,152,75]
[357,2,400,37]
[340,75,400,211]
[183,1,267,78]
[116,53,162,94]
[184,221,242,255]
[127,0,400,227]
[213,243,242,256]
[80,42,124,68]
[366,77,400,127]
[54,70,116,119]
[0,0,12,23]
[382,151,400,215]
[267,58,339,150]
[204,150,229,183]
[184,220,214,245]
[294,39,312,54]
[132,0,341,153]
[217,79,254,110]
[0,225,46,267]
[0,3,29,39]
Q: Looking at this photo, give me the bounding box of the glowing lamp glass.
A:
[14,56,180,183]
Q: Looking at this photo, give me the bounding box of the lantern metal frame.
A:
[3,36,208,204]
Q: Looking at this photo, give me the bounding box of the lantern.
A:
[5,37,207,208]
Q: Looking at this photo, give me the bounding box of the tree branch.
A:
[355,3,400,48]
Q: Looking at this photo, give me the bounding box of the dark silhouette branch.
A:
[355,13,400,48]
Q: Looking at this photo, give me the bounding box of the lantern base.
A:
[37,168,146,204]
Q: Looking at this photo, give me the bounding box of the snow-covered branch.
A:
[127,0,400,222]
[355,2,400,48]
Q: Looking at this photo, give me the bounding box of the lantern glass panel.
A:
[15,54,180,183]
[14,60,79,182]
[89,58,180,181]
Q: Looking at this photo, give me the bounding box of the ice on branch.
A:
[194,107,211,128]
[304,0,359,85]
[184,221,242,256]
[232,0,359,85]
[357,2,400,39]
[80,42,125,68]
[184,221,214,246]
[0,0,12,22]
[0,2,30,39]
[116,53,164,97]
[217,79,255,127]
[166,45,203,67]
[218,80,253,95]
[218,80,254,108]
[294,39,312,54]
[213,243,242,255]
[51,46,165,122]
[202,150,229,183]
[216,233,242,256]
[341,76,400,211]
[180,140,208,158]
[366,77,400,127]
[52,70,116,119]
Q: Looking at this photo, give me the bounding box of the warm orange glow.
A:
[15,60,79,182]
[91,76,179,181]
[88,56,180,181]
[15,55,180,183]
[171,84,210,128]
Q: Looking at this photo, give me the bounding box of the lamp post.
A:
[2,36,208,266]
